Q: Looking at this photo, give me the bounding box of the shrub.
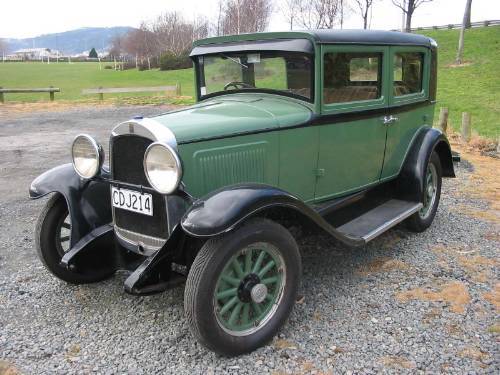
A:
[159,52,192,71]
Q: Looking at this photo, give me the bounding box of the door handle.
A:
[382,116,399,125]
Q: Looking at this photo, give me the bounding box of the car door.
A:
[381,46,432,179]
[314,45,390,201]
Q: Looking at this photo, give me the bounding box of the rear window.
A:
[393,52,424,96]
[323,52,382,104]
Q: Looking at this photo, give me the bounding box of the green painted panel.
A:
[315,44,389,201]
[381,104,435,179]
[278,126,319,202]
[381,46,434,179]
[179,133,279,198]
[314,118,387,201]
[153,93,312,144]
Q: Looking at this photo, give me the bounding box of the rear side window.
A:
[393,52,424,96]
[323,52,382,104]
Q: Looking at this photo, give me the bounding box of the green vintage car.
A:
[30,30,456,355]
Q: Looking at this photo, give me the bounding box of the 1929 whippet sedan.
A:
[30,29,456,355]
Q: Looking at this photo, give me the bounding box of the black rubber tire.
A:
[35,194,109,284]
[184,218,301,356]
[406,151,442,232]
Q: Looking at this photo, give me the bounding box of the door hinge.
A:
[315,168,325,177]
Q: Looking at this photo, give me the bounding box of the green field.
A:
[0,62,194,103]
[418,26,500,138]
[1,26,499,137]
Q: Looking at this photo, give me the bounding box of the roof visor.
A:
[190,38,314,57]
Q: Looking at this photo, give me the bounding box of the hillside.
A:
[4,27,133,54]
[419,26,500,138]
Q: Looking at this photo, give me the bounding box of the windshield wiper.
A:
[220,53,248,69]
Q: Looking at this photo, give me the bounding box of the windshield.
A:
[196,51,313,101]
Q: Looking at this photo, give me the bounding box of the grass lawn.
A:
[0,62,194,102]
[1,26,498,138]
[419,26,500,139]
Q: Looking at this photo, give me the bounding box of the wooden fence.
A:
[0,86,60,103]
[82,83,181,100]
[392,19,500,32]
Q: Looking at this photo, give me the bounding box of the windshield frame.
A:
[193,50,315,104]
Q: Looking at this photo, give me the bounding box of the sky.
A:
[1,0,499,39]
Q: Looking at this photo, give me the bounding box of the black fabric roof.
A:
[308,29,434,47]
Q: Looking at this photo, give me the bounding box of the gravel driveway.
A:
[0,105,498,374]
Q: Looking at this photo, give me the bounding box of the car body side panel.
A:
[278,126,319,202]
[381,46,433,179]
[381,103,435,179]
[178,133,280,198]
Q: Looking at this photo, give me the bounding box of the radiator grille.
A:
[111,135,168,245]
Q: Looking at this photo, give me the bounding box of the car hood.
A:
[151,93,313,144]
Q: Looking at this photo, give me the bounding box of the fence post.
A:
[98,87,104,101]
[438,107,449,133]
[461,112,471,142]
[175,82,182,96]
[0,87,4,103]
[49,86,55,101]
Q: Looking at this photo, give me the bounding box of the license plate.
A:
[111,187,153,216]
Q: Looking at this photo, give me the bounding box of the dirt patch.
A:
[273,339,298,350]
[0,360,20,375]
[447,137,500,222]
[457,346,490,362]
[378,355,416,369]
[482,283,500,312]
[355,257,409,276]
[395,281,471,314]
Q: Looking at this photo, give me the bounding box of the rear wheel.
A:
[35,194,111,284]
[184,218,301,356]
[406,151,442,232]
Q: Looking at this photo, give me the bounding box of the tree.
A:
[220,0,272,35]
[109,35,124,59]
[88,47,98,58]
[391,0,433,32]
[280,0,302,30]
[0,39,8,59]
[353,0,374,29]
[294,0,341,29]
[456,0,472,64]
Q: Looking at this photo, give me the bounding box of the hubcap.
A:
[214,242,286,336]
[419,162,438,219]
[56,213,71,256]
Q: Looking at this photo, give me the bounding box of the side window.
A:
[323,52,382,104]
[393,52,424,96]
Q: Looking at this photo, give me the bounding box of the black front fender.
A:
[29,163,112,246]
[181,184,363,247]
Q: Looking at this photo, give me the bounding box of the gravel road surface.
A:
[0,105,498,374]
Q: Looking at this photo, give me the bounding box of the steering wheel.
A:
[223,81,254,91]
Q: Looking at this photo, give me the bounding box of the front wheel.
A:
[35,194,112,284]
[184,218,301,356]
[406,151,442,232]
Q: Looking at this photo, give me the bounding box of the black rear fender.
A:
[397,127,455,202]
[29,163,112,246]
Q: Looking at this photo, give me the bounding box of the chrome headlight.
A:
[144,142,182,194]
[71,134,103,179]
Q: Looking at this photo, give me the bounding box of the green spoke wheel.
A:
[184,218,301,356]
[214,243,285,335]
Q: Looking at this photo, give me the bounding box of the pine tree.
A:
[88,48,98,58]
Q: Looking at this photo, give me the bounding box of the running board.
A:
[336,199,422,243]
